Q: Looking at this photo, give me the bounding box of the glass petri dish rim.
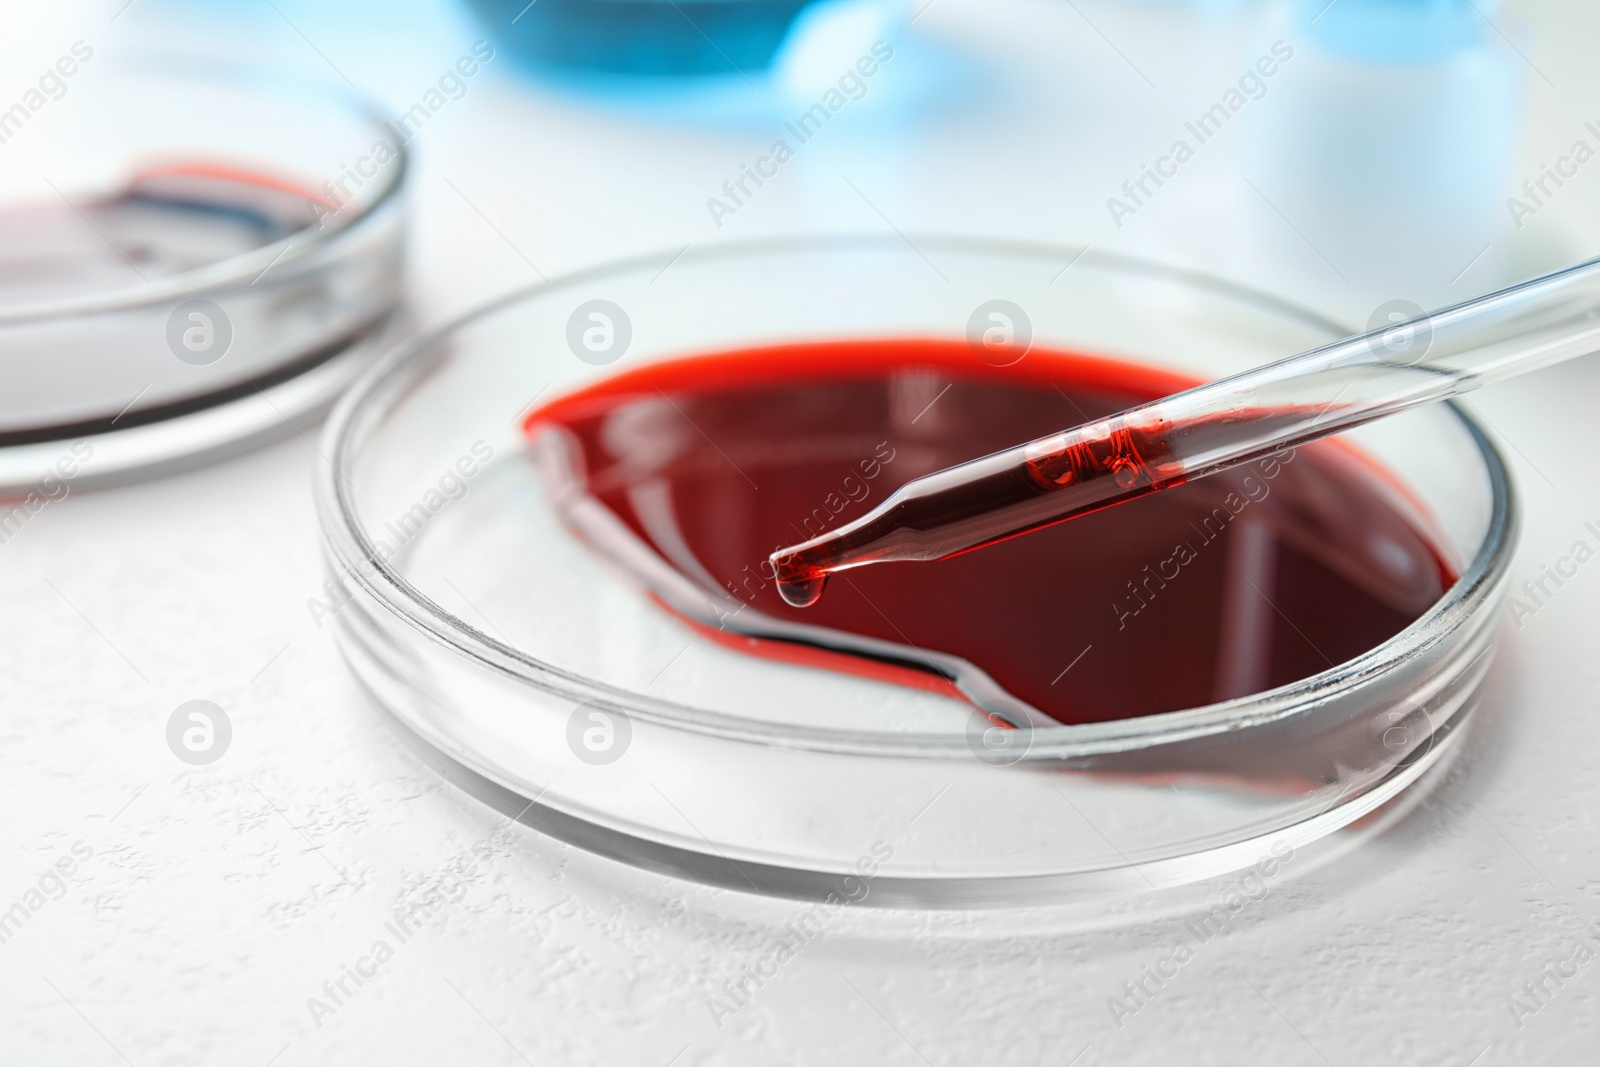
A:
[316,233,1517,761]
[0,64,408,327]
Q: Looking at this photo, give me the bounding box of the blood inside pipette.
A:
[771,411,1193,607]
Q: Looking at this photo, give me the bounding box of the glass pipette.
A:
[772,255,1600,607]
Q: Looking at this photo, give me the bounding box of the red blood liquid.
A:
[524,339,1457,725]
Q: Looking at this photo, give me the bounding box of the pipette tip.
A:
[775,568,827,609]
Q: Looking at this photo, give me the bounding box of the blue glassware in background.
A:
[1304,0,1482,63]
[463,0,829,75]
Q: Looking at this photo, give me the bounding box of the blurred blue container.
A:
[1299,0,1482,63]
[1243,0,1524,294]
[464,0,826,75]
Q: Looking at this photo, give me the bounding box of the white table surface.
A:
[3,0,1600,1063]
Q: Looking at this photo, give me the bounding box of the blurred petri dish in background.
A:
[0,61,406,493]
[317,236,1514,907]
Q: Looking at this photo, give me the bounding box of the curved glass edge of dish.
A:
[354,651,1478,908]
[0,312,407,496]
[326,561,1499,894]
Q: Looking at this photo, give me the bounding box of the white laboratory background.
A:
[1,0,1598,1063]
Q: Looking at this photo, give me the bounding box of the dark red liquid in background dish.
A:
[524,339,1458,725]
[0,163,327,303]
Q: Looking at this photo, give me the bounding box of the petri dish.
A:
[0,63,406,492]
[316,236,1514,907]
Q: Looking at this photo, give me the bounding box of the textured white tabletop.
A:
[3,0,1599,1063]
